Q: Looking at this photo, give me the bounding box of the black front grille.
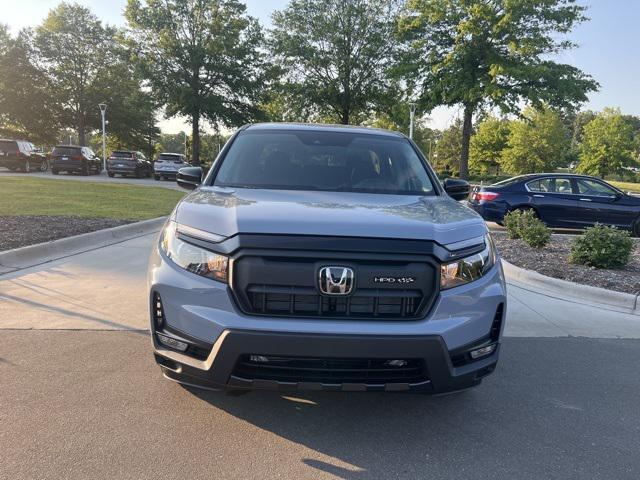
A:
[232,355,428,385]
[232,253,437,320]
[247,285,422,319]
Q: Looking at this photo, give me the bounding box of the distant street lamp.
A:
[183,131,187,158]
[409,102,417,140]
[98,103,107,172]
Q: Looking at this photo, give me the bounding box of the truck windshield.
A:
[214,130,436,195]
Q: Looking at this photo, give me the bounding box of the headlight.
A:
[440,234,496,290]
[160,221,228,282]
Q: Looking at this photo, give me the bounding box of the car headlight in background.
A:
[160,221,228,282]
[440,234,497,290]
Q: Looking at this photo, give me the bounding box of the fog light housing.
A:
[470,344,496,359]
[157,333,188,352]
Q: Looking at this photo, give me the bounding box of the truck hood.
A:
[175,187,487,247]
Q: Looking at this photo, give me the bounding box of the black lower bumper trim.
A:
[155,330,499,394]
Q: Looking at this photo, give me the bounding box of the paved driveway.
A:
[1,233,639,479]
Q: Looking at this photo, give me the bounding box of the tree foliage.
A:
[0,26,59,143]
[470,116,511,175]
[399,0,598,179]
[501,106,568,174]
[126,0,267,164]
[434,119,463,176]
[33,3,119,145]
[270,0,401,125]
[577,108,636,178]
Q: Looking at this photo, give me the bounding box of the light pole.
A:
[99,103,107,172]
[409,102,417,140]
[183,131,187,158]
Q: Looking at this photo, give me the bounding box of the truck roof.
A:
[243,122,405,138]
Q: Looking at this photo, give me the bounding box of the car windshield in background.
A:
[52,146,81,155]
[111,151,134,158]
[158,154,184,163]
[214,130,436,195]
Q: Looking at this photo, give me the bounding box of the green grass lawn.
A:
[0,177,185,220]
[610,181,640,194]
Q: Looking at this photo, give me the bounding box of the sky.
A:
[3,0,640,134]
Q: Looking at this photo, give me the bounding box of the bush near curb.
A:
[503,209,551,248]
[570,224,633,269]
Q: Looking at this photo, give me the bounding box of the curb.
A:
[0,216,167,274]
[502,259,639,315]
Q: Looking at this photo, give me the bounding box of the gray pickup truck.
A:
[148,123,506,394]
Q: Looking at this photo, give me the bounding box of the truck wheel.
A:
[154,175,160,181]
[107,172,115,178]
[81,164,89,176]
[52,169,59,175]
[39,160,48,172]
[633,218,640,238]
[23,160,31,173]
[135,168,142,179]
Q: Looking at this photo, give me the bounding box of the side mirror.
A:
[177,166,203,190]
[443,178,470,201]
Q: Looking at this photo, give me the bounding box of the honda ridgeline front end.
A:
[148,123,506,394]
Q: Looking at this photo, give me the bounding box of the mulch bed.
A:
[493,231,640,295]
[0,216,132,252]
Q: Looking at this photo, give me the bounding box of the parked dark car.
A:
[153,152,189,180]
[50,145,102,175]
[107,150,153,178]
[0,139,49,172]
[469,173,640,236]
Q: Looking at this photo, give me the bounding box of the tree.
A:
[270,0,401,125]
[367,97,439,158]
[434,119,463,176]
[33,3,119,146]
[399,0,598,179]
[577,108,636,178]
[0,26,58,143]
[126,0,267,165]
[571,110,597,147]
[470,116,511,175]
[501,106,568,174]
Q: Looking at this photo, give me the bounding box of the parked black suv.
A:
[50,145,102,175]
[107,150,153,178]
[0,140,49,172]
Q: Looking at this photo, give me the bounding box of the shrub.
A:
[520,220,551,248]
[570,224,633,269]
[503,209,525,239]
[503,209,551,248]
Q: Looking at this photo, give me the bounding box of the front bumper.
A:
[149,239,507,393]
[156,330,500,393]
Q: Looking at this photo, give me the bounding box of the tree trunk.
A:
[77,116,86,147]
[191,113,200,166]
[340,108,350,125]
[460,103,474,180]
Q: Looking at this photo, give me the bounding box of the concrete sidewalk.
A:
[1,232,638,337]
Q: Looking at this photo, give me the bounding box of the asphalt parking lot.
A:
[2,331,639,480]
[1,230,639,480]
